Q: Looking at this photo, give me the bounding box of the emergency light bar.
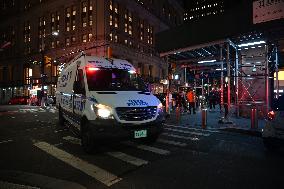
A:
[86,67,100,71]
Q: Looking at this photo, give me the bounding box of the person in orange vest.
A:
[186,88,196,114]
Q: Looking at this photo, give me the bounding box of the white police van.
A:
[56,53,164,153]
[262,95,284,151]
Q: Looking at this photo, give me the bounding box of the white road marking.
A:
[164,128,210,137]
[63,136,149,166]
[0,139,13,144]
[106,151,148,166]
[54,129,67,133]
[34,141,122,186]
[164,124,220,133]
[63,136,81,145]
[162,133,200,141]
[124,142,170,155]
[157,139,187,147]
[0,181,40,189]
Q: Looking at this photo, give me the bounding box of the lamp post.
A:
[40,31,59,107]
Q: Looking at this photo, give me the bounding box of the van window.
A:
[74,69,86,94]
[86,69,148,91]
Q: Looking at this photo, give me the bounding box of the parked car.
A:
[8,96,29,105]
[262,95,284,151]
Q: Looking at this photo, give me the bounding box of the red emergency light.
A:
[86,67,100,72]
[267,110,275,121]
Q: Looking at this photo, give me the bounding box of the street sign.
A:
[253,0,284,24]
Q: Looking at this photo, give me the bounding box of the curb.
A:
[0,171,86,189]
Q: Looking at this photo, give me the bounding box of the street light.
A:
[40,31,59,107]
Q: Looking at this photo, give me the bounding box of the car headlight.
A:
[93,104,113,119]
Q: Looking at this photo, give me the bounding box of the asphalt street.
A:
[0,105,283,189]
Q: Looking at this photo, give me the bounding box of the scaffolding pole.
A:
[276,46,279,99]
[235,50,240,117]
[220,45,224,106]
[227,43,231,112]
[265,44,270,114]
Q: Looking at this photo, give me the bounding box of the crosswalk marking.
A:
[162,133,199,141]
[157,139,187,147]
[164,128,210,137]
[63,136,81,145]
[18,108,57,113]
[164,124,220,133]
[0,139,13,144]
[106,151,148,166]
[0,181,40,189]
[34,141,122,187]
[63,136,149,166]
[124,142,171,155]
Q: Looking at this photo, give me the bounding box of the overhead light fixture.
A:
[198,59,216,64]
[215,68,222,71]
[238,40,266,47]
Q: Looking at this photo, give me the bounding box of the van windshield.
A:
[86,69,148,91]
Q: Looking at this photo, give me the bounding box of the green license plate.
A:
[134,130,147,138]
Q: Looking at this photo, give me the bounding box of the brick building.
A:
[0,0,183,103]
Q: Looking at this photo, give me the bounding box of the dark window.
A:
[86,69,148,91]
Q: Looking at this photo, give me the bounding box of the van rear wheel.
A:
[81,122,95,154]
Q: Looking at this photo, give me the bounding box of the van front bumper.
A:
[88,117,164,141]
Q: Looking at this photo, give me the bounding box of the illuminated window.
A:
[65,38,70,46]
[88,33,92,41]
[82,34,87,43]
[82,1,87,13]
[72,36,76,44]
[110,33,113,41]
[110,15,113,26]
[110,0,119,28]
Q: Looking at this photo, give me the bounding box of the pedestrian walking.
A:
[186,88,196,114]
[208,89,216,111]
[215,89,221,112]
[175,91,183,121]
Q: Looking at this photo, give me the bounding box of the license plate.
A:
[134,130,147,138]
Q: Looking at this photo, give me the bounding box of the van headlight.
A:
[93,104,113,119]
[157,103,164,113]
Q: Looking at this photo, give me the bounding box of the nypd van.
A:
[56,53,164,152]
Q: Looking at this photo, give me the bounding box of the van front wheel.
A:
[81,122,95,153]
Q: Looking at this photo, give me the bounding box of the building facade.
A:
[0,0,183,104]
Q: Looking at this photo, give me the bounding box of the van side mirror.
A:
[73,81,85,94]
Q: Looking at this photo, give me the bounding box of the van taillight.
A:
[267,110,275,120]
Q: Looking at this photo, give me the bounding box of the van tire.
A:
[58,106,65,126]
[81,122,95,154]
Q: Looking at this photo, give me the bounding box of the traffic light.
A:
[44,56,51,67]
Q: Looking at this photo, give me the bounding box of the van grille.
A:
[116,106,157,121]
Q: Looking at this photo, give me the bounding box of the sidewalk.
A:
[165,107,265,137]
